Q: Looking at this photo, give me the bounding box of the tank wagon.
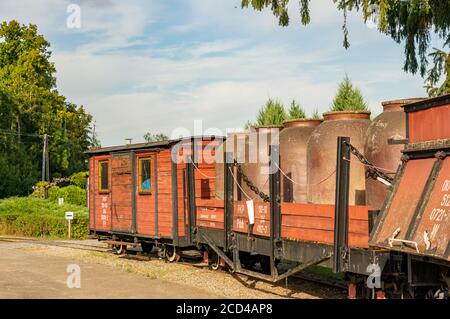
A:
[86,95,450,299]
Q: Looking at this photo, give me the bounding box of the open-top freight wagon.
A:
[86,95,450,299]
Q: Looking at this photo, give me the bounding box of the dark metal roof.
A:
[85,139,178,155]
[403,93,450,113]
[85,135,226,155]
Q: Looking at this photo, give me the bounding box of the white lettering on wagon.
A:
[101,196,108,227]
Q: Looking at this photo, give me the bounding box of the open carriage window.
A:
[138,157,151,193]
[98,160,109,193]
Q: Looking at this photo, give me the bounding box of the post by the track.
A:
[333,136,350,273]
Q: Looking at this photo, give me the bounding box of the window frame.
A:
[138,156,152,194]
[98,160,110,194]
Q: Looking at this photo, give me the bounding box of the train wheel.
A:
[209,252,221,271]
[166,245,181,262]
[113,244,127,255]
[141,242,154,254]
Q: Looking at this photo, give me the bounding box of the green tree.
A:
[144,132,169,143]
[241,0,450,96]
[331,75,368,112]
[287,100,306,119]
[251,97,287,127]
[0,20,94,197]
[311,108,321,120]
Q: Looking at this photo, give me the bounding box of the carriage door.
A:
[111,152,136,233]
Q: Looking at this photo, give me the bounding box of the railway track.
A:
[0,236,346,293]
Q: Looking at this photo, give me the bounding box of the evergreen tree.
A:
[255,98,286,126]
[331,75,368,112]
[287,100,306,119]
[311,108,321,120]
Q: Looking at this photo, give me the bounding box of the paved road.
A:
[0,239,218,299]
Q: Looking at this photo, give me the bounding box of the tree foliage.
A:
[0,20,94,197]
[311,108,321,120]
[241,0,450,96]
[143,132,169,143]
[287,99,306,119]
[331,75,369,111]
[253,97,287,127]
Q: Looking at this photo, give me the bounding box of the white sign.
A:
[246,200,255,225]
[65,211,74,220]
[58,197,64,205]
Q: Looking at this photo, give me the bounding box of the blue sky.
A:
[0,0,439,146]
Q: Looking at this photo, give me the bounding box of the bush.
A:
[48,185,86,206]
[0,197,88,239]
[69,171,88,189]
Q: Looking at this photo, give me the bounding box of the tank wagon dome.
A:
[280,118,322,203]
[215,131,250,200]
[364,97,427,211]
[307,110,371,206]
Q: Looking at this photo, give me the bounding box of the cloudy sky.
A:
[0,0,439,146]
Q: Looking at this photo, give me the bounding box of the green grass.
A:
[0,196,88,239]
[308,265,345,280]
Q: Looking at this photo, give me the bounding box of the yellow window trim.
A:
[138,157,152,194]
[98,160,110,193]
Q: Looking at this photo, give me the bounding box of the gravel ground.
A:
[0,237,345,299]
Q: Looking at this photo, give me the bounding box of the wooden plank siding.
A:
[281,203,369,248]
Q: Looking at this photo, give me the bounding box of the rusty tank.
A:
[307,111,371,205]
[241,125,282,202]
[215,131,249,200]
[280,119,322,203]
[364,98,425,211]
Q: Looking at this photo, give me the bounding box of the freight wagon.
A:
[86,95,450,299]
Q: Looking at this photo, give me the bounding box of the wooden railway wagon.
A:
[193,143,388,290]
[369,94,450,298]
[87,136,224,259]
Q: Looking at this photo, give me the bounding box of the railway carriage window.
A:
[139,157,151,193]
[98,160,109,193]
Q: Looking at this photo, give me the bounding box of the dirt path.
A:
[0,237,345,299]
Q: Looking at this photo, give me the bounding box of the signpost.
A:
[65,211,74,239]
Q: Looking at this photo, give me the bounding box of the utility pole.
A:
[41,133,49,182]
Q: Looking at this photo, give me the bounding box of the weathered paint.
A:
[372,158,435,246]
[408,104,450,143]
[411,157,450,260]
[281,203,369,248]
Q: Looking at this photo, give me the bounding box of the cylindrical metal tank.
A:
[280,119,322,203]
[241,125,282,202]
[364,98,425,210]
[307,111,371,205]
[214,131,249,200]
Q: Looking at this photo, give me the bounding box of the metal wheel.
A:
[112,244,127,255]
[209,252,221,271]
[166,245,181,262]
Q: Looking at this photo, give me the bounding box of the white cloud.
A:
[1,0,427,147]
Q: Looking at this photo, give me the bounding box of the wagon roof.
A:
[84,135,225,155]
[402,93,450,112]
[84,139,178,155]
